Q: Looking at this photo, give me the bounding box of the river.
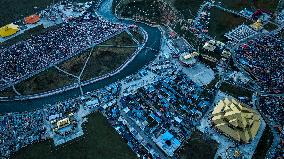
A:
[0,0,162,113]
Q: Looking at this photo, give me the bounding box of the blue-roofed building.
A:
[150,113,162,123]
[193,94,199,99]
[155,130,181,157]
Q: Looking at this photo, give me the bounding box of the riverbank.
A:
[0,0,162,113]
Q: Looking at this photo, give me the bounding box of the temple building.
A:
[179,52,199,66]
[0,23,19,38]
[250,19,263,31]
[212,97,261,143]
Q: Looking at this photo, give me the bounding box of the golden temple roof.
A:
[212,97,261,143]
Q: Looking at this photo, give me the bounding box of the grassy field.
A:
[58,30,137,80]
[129,29,144,44]
[173,0,204,19]
[81,46,136,81]
[219,0,278,12]
[264,22,278,31]
[11,112,136,159]
[177,131,218,159]
[252,126,273,159]
[103,31,136,46]
[0,87,17,97]
[15,68,76,95]
[58,50,90,76]
[209,8,251,41]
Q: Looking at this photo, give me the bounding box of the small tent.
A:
[0,23,19,38]
[24,14,40,24]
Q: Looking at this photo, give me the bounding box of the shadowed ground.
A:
[11,112,137,159]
